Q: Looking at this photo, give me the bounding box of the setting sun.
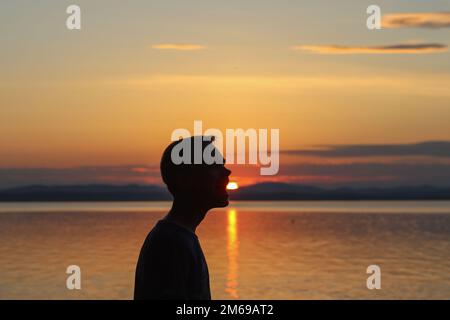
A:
[226,182,239,190]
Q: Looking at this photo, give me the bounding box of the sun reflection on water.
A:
[225,209,239,299]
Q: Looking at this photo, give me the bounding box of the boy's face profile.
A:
[175,152,231,209]
[200,160,231,208]
[162,138,232,210]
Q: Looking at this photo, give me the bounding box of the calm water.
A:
[1,201,450,300]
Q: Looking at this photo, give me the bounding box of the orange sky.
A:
[1,1,450,188]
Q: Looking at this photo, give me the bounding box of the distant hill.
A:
[0,184,172,201]
[233,183,450,200]
[0,183,449,201]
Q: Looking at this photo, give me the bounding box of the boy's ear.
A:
[172,174,195,193]
[171,175,182,193]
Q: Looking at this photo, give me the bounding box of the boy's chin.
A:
[212,195,229,208]
[216,199,229,208]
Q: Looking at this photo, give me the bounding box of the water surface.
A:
[1,201,449,299]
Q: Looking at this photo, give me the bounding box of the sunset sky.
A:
[1,0,450,188]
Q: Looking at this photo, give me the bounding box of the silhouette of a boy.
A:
[134,136,231,300]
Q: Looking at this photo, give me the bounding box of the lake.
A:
[1,201,449,299]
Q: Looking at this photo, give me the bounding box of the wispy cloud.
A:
[282,141,450,158]
[0,165,161,189]
[151,43,206,51]
[3,159,450,189]
[276,162,450,187]
[293,43,448,54]
[2,143,450,189]
[383,12,450,29]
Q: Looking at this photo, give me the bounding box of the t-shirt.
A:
[134,219,211,300]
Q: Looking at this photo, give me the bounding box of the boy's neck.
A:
[164,198,209,233]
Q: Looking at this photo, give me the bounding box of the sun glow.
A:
[226,182,239,190]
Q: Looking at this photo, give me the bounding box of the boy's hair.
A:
[160,136,216,195]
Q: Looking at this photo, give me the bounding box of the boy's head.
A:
[160,136,231,209]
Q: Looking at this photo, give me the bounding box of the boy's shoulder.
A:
[144,219,198,250]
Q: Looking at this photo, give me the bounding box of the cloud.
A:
[282,141,450,158]
[0,165,162,189]
[3,144,450,189]
[293,43,448,54]
[383,12,450,29]
[151,43,206,51]
[276,162,450,187]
